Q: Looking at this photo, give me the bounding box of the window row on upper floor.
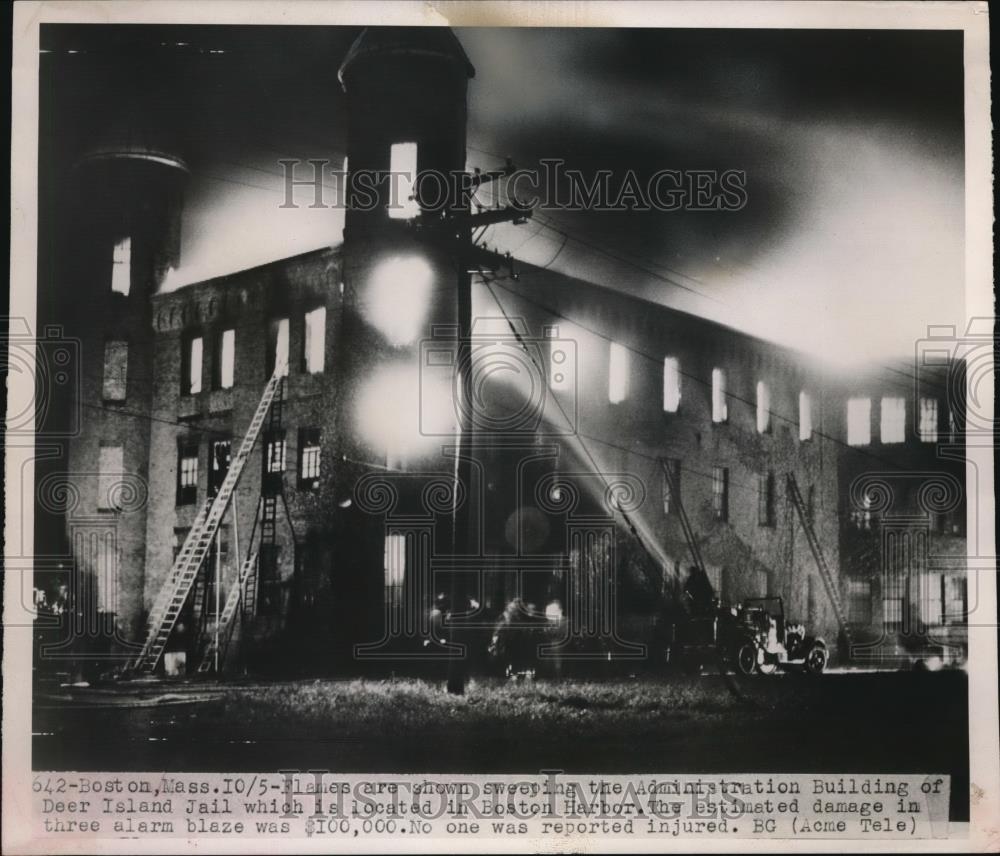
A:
[661,457,815,529]
[556,335,816,440]
[100,308,328,403]
[549,334,955,448]
[173,427,322,507]
[845,394,956,446]
[177,307,326,396]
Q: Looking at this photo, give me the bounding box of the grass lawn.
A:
[34,671,969,819]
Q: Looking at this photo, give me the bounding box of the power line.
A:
[467,147,953,397]
[471,177,725,306]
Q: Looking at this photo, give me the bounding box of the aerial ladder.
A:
[127,363,286,675]
[786,473,853,653]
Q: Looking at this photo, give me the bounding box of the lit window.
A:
[662,458,680,515]
[549,328,572,391]
[209,440,231,497]
[711,368,727,423]
[608,342,628,403]
[799,391,812,441]
[298,428,321,488]
[920,572,943,627]
[880,397,905,444]
[183,335,203,395]
[883,574,905,632]
[919,397,938,443]
[756,381,770,433]
[215,329,235,390]
[758,470,775,527]
[98,445,124,511]
[267,318,289,378]
[384,533,406,607]
[389,142,419,220]
[177,444,198,505]
[111,236,131,296]
[948,409,959,442]
[102,340,128,401]
[846,397,871,446]
[303,307,326,374]
[712,466,729,522]
[266,435,286,474]
[663,357,681,412]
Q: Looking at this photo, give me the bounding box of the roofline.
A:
[154,244,340,297]
[337,26,475,89]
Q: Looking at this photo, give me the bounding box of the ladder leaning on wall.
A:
[786,472,853,653]
[127,363,287,676]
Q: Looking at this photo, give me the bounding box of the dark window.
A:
[758,470,775,527]
[209,439,231,497]
[177,443,199,505]
[102,340,128,401]
[942,507,966,537]
[806,484,816,525]
[847,578,872,625]
[712,466,729,522]
[298,428,321,489]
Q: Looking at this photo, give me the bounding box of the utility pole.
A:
[414,164,531,695]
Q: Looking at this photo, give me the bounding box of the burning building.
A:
[37,26,967,678]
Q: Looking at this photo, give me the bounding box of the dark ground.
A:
[33,671,969,821]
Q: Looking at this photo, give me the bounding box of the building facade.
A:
[40,27,968,676]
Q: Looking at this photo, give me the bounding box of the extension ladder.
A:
[786,473,853,650]
[128,364,286,674]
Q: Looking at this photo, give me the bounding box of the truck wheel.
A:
[735,642,759,676]
[805,643,828,675]
[756,649,778,676]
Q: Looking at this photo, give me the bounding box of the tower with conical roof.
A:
[330,27,477,659]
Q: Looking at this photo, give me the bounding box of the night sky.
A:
[40,25,965,365]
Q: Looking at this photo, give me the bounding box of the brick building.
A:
[40,26,967,675]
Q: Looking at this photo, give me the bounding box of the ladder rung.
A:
[130,368,282,676]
